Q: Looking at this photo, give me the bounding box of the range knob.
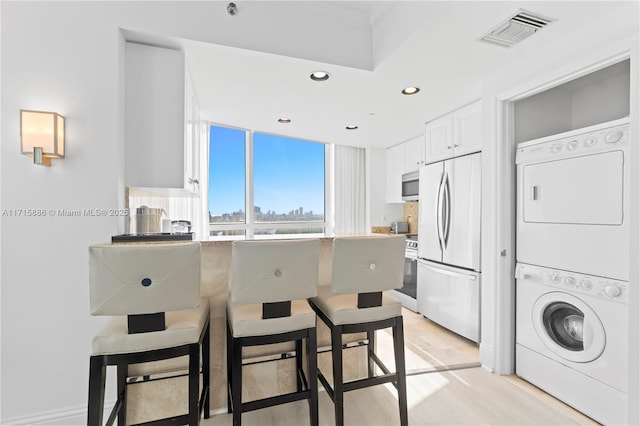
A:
[604,284,621,298]
[605,129,623,144]
[580,280,593,290]
[565,276,576,286]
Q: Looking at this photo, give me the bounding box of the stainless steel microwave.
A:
[401,171,419,201]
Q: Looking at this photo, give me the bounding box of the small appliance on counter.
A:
[391,221,409,234]
[133,205,166,234]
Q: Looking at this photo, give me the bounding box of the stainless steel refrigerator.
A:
[417,152,481,342]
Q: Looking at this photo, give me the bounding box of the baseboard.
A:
[2,401,221,425]
[1,400,114,425]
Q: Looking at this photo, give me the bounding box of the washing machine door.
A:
[532,292,606,363]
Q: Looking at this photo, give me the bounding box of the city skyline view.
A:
[208,125,325,222]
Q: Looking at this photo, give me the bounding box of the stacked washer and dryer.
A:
[515,118,630,425]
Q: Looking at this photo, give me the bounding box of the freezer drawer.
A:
[417,260,480,342]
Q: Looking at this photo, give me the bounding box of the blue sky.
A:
[208,126,325,216]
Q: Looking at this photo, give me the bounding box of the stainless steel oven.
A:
[389,236,418,312]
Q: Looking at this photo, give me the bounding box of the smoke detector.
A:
[479,9,555,48]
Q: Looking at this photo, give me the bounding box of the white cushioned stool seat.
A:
[87,242,210,426]
[307,235,408,426]
[310,286,401,326]
[92,297,210,356]
[227,299,316,338]
[227,239,320,426]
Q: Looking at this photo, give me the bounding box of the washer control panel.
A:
[515,263,628,304]
[515,118,629,165]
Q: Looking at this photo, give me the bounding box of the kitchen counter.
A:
[124,233,379,422]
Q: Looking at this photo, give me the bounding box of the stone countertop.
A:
[199,232,390,245]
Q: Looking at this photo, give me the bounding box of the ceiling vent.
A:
[479,9,554,48]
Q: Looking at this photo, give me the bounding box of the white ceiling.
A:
[140,1,633,149]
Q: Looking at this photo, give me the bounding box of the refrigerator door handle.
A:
[419,261,478,281]
[436,171,446,252]
[443,172,452,249]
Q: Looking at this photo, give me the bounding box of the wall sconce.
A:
[20,109,65,166]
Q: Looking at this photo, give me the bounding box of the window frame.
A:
[206,123,333,238]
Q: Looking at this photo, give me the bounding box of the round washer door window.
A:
[532,292,605,363]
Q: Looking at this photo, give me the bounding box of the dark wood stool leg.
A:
[203,319,211,419]
[231,337,243,426]
[331,325,345,426]
[367,330,376,378]
[307,328,319,426]
[188,343,200,425]
[296,338,303,392]
[116,364,128,426]
[226,318,233,414]
[393,317,409,426]
[87,356,106,426]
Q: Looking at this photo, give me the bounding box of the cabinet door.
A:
[125,42,186,189]
[453,100,481,156]
[386,144,404,203]
[403,135,425,173]
[425,114,454,163]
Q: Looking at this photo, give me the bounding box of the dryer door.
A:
[532,292,605,363]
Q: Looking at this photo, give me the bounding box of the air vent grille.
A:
[480,9,554,48]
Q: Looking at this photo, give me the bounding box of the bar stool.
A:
[87,242,210,426]
[226,239,320,426]
[308,235,408,426]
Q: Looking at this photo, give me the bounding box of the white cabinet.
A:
[386,143,404,203]
[403,135,425,172]
[425,100,481,163]
[125,42,200,195]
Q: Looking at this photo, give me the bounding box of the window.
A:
[208,126,246,225]
[208,125,328,237]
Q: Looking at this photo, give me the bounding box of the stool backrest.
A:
[230,239,320,304]
[331,235,405,294]
[89,242,201,316]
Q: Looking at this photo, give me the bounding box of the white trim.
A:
[2,401,114,425]
[627,35,640,426]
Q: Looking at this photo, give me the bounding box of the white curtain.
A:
[334,144,366,234]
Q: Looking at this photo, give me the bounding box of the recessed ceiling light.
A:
[278,118,291,124]
[345,125,358,130]
[401,86,420,95]
[310,71,330,81]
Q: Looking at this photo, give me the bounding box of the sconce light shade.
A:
[20,110,65,166]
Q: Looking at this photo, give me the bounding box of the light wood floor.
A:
[205,309,599,425]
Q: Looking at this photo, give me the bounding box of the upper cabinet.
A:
[386,143,404,203]
[425,100,481,163]
[125,42,200,195]
[403,135,425,173]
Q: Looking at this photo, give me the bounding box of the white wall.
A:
[1,2,125,422]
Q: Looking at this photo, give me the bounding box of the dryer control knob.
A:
[567,140,579,150]
[583,136,597,147]
[565,276,576,286]
[580,280,593,290]
[604,284,621,298]
[605,129,623,144]
[550,273,561,284]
